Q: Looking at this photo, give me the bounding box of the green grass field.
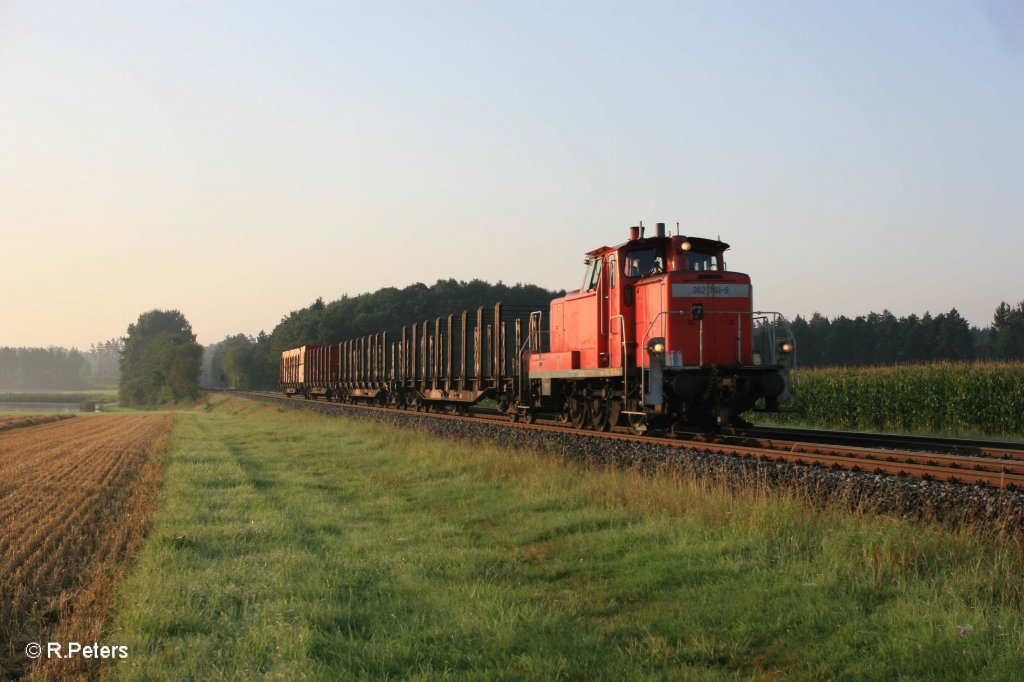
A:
[104,396,1024,680]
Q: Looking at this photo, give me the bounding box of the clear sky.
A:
[2,1,1021,348]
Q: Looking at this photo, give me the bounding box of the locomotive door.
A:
[605,254,623,368]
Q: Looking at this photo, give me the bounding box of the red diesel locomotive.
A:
[280,223,795,432]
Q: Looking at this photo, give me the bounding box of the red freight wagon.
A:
[279,345,339,399]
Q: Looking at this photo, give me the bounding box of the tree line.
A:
[791,301,1024,368]
[204,279,562,390]
[6,290,1022,400]
[0,340,123,389]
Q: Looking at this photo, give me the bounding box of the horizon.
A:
[0,273,1011,353]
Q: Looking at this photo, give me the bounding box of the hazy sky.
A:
[2,1,1021,348]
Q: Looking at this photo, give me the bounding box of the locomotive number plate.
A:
[671,283,749,298]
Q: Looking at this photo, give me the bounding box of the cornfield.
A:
[762,362,1024,437]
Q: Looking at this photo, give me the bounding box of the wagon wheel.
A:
[589,397,610,432]
[567,395,587,429]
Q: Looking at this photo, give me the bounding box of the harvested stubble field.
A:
[0,415,172,681]
[0,415,75,434]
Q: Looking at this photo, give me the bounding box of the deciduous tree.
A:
[119,310,203,407]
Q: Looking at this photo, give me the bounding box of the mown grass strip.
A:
[107,396,1024,680]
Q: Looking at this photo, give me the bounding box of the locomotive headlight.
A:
[652,342,665,354]
[680,240,692,252]
[779,341,794,354]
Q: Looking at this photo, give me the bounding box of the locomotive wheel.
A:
[589,398,610,432]
[567,395,587,429]
[608,399,623,428]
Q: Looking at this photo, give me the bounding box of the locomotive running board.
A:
[528,367,630,380]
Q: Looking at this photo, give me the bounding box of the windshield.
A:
[625,249,664,278]
[686,251,719,271]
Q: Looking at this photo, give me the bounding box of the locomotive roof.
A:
[585,235,730,258]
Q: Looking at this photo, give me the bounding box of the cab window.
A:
[583,258,603,292]
[625,249,664,278]
[687,252,719,271]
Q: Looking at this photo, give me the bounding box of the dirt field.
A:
[0,415,173,680]
[0,414,75,434]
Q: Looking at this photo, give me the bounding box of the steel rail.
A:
[727,425,1024,461]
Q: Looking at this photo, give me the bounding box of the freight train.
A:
[280,223,796,432]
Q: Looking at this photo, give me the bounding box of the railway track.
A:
[722,425,1024,461]
[236,391,1024,490]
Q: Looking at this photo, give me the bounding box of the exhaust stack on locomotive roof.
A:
[630,222,668,240]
